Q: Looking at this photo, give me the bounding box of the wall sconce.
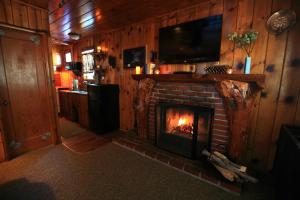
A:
[97,46,102,53]
[135,66,142,75]
[53,53,61,71]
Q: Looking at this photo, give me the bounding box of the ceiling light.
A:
[68,32,81,40]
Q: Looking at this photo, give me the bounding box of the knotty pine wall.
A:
[0,0,49,31]
[71,0,300,170]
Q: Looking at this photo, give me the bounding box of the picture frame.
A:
[123,46,146,68]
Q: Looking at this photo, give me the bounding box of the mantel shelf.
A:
[132,74,265,87]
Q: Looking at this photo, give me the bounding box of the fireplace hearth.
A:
[156,103,214,159]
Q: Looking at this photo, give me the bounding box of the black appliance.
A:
[159,15,223,64]
[87,84,120,134]
[272,125,300,200]
[65,62,83,71]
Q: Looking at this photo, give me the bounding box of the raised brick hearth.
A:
[147,82,230,154]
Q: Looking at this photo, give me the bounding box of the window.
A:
[53,53,61,66]
[82,49,95,80]
[65,52,72,63]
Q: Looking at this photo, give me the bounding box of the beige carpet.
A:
[0,143,274,200]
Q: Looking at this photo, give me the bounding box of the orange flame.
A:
[178,118,187,126]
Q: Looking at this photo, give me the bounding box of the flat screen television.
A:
[159,15,223,64]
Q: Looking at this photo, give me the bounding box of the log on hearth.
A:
[202,150,258,183]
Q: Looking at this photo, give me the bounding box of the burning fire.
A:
[178,118,187,126]
[171,117,194,135]
[166,109,194,136]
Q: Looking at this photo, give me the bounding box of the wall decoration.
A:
[150,51,158,63]
[123,47,146,68]
[108,56,117,68]
[266,9,296,35]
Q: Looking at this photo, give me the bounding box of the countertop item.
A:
[60,90,88,95]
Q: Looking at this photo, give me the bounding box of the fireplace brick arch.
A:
[147,82,230,153]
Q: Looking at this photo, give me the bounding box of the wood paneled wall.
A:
[0,0,48,31]
[71,0,300,170]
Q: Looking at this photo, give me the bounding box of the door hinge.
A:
[9,141,22,149]
[0,29,5,37]
[41,132,52,140]
[30,35,40,45]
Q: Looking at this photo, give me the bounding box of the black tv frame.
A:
[158,15,223,64]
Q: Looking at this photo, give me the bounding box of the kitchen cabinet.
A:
[59,91,89,128]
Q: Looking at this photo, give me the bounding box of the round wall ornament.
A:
[266,9,296,35]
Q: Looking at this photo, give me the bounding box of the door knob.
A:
[2,100,9,107]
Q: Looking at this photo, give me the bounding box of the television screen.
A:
[159,15,223,64]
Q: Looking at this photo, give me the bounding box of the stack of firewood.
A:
[202,150,258,183]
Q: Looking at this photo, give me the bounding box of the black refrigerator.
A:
[87,84,120,134]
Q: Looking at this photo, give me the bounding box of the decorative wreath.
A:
[266,9,296,35]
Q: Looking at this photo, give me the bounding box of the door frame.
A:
[0,24,59,161]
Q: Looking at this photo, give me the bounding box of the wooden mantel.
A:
[132,74,265,87]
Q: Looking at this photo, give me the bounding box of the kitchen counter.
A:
[58,90,89,128]
[60,90,88,95]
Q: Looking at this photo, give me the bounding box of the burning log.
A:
[202,150,258,183]
[171,124,193,135]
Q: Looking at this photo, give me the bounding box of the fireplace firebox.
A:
[156,103,214,159]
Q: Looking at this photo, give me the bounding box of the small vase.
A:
[244,56,251,74]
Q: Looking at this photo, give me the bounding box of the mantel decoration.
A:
[228,31,258,74]
[204,65,230,74]
[266,9,297,35]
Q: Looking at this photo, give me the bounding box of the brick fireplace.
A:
[133,74,265,160]
[148,82,230,154]
[156,102,214,159]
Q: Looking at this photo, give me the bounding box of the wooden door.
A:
[0,27,55,157]
[0,114,7,161]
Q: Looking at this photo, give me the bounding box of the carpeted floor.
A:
[0,142,274,200]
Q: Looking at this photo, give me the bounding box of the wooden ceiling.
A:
[48,0,205,42]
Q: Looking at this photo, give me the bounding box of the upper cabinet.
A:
[0,0,49,31]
